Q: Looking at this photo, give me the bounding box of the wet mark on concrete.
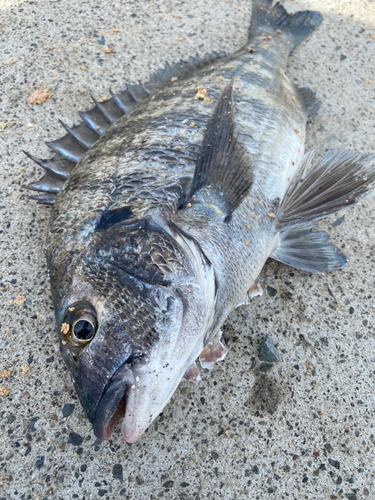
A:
[246,373,283,415]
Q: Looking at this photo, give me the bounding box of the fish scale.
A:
[24,0,375,443]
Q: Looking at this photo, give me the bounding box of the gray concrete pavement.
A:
[1,0,375,498]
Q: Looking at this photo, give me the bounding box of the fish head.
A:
[51,218,215,442]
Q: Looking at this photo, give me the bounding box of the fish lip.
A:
[120,386,139,443]
[92,361,135,441]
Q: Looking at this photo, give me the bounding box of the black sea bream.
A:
[25,0,375,442]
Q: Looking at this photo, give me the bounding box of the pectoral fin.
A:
[182,81,253,220]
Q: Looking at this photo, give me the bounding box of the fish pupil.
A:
[74,320,94,340]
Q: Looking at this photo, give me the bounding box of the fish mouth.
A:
[92,361,135,441]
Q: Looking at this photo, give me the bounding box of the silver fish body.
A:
[26,0,375,442]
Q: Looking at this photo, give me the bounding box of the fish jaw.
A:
[120,337,205,443]
[92,361,135,441]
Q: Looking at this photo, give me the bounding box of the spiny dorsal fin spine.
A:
[126,85,140,102]
[78,109,109,135]
[23,150,74,179]
[90,97,121,123]
[58,120,90,150]
[24,50,228,205]
[28,192,57,205]
[109,89,128,115]
[109,89,128,113]
[24,170,65,193]
[46,134,87,163]
[58,120,98,149]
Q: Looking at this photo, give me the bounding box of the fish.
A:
[24,0,375,443]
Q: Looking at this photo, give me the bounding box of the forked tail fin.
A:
[251,0,323,50]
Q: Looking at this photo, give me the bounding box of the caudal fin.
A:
[271,150,375,274]
[251,0,323,49]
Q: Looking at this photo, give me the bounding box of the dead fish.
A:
[24,0,375,443]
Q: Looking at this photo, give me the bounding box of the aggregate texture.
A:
[1,0,375,499]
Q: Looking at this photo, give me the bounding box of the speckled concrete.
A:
[1,1,375,499]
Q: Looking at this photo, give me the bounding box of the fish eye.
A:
[61,301,98,347]
[73,319,95,340]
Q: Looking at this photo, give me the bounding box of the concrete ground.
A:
[1,0,375,498]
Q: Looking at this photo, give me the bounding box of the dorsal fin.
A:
[24,51,226,205]
[183,81,253,219]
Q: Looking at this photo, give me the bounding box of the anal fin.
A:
[271,222,346,274]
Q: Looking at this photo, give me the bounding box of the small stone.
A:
[136,476,144,485]
[211,450,219,459]
[267,286,277,297]
[163,480,174,488]
[28,417,39,432]
[258,335,281,363]
[112,464,123,481]
[340,54,347,61]
[328,458,340,470]
[345,495,357,500]
[180,482,190,487]
[68,432,83,446]
[325,444,333,453]
[98,490,108,497]
[252,465,259,474]
[35,456,45,470]
[62,403,75,418]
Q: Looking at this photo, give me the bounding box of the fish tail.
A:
[250,0,323,49]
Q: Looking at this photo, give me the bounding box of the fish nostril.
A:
[72,352,78,363]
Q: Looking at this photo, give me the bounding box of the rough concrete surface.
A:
[1,0,375,499]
